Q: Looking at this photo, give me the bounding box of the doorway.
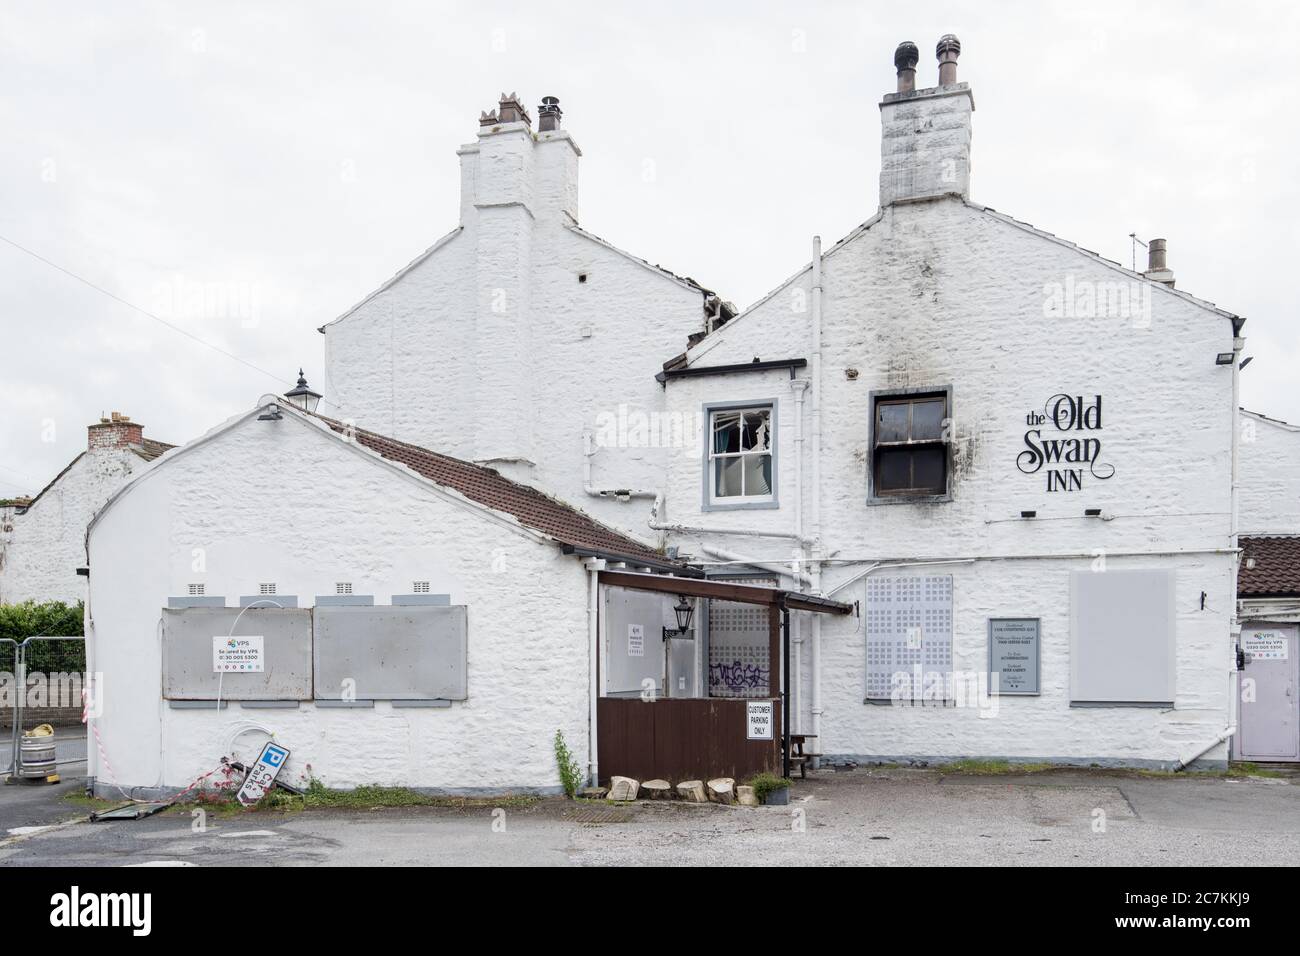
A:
[1238,624,1300,762]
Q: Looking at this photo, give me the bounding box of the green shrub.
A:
[0,601,85,672]
[746,772,790,802]
[553,729,584,798]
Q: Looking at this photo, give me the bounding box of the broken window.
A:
[871,391,949,498]
[708,406,773,504]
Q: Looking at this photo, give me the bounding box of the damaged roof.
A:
[309,410,673,568]
[1239,536,1300,598]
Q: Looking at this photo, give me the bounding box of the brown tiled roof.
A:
[134,438,175,462]
[1239,536,1300,597]
[311,412,669,566]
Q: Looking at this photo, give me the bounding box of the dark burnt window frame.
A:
[867,385,954,505]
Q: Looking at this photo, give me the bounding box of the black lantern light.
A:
[664,594,695,640]
[284,369,322,413]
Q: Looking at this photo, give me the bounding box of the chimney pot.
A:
[496,92,532,127]
[1148,238,1167,272]
[479,109,498,128]
[894,42,919,93]
[936,34,961,86]
[538,96,562,131]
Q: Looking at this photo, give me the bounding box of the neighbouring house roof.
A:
[1239,536,1300,597]
[308,410,674,569]
[134,438,176,462]
[18,436,177,514]
[1241,408,1300,432]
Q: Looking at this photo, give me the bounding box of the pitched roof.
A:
[133,438,175,462]
[309,411,671,567]
[1239,536,1300,597]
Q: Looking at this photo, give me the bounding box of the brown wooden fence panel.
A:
[597,697,781,785]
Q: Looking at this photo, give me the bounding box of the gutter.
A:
[655,358,807,384]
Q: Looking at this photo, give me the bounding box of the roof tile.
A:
[1239,536,1300,597]
[312,413,668,565]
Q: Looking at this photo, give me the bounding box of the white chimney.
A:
[453,94,582,474]
[879,35,974,207]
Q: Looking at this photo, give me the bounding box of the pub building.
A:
[83,37,1255,800]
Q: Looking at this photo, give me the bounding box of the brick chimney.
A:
[87,411,144,451]
[879,35,974,206]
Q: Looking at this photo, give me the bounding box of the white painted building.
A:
[1233,411,1300,761]
[86,35,1261,794]
[0,414,172,606]
[1239,409,1300,535]
[321,93,730,533]
[85,396,688,796]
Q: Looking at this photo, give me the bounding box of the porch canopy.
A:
[597,569,851,782]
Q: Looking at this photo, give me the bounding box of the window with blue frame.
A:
[708,405,773,505]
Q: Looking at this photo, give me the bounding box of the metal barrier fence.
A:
[0,639,14,776]
[3,636,86,779]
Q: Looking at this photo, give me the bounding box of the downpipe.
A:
[1173,727,1236,772]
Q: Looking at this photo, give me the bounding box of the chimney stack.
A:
[538,96,562,131]
[936,34,961,86]
[88,411,144,451]
[1144,238,1175,287]
[894,42,919,93]
[878,34,974,206]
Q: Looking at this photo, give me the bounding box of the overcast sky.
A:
[1,0,1296,494]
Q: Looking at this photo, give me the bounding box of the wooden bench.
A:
[788,734,821,779]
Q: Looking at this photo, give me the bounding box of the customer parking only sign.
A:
[213,635,264,672]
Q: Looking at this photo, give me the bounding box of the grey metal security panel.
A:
[162,607,313,700]
[313,605,467,701]
[865,575,953,701]
[1070,569,1175,705]
[988,618,1040,695]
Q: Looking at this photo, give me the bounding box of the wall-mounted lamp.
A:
[1084,508,1102,517]
[284,369,322,413]
[1020,510,1037,519]
[663,594,695,639]
[1239,356,1254,370]
[1215,353,1235,366]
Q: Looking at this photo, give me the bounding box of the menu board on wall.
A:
[988,618,1040,695]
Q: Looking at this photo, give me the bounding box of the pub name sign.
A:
[1017,394,1115,492]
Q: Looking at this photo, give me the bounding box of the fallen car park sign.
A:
[236,741,291,806]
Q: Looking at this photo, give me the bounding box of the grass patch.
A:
[60,792,123,813]
[255,780,540,812]
[940,759,1054,775]
[1226,762,1287,779]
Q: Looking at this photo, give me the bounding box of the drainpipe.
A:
[584,557,606,787]
[700,544,811,587]
[790,379,809,734]
[809,235,825,763]
[648,492,814,546]
[1173,726,1236,772]
[1228,331,1245,759]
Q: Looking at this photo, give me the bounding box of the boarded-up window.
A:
[313,605,467,701]
[865,575,953,702]
[162,607,312,700]
[1070,570,1175,705]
